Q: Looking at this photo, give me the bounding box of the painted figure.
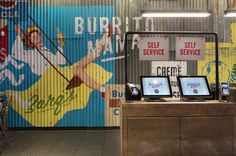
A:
[0,55,24,86]
[12,25,66,76]
[12,24,110,91]
[66,33,110,91]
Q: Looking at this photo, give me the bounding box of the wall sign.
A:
[105,84,125,127]
[0,1,28,19]
[0,26,8,63]
[151,61,187,98]
[139,37,169,61]
[176,37,205,60]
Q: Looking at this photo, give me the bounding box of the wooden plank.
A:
[234,117,236,156]
[121,112,128,156]
[181,138,233,156]
[181,117,234,156]
[127,117,180,156]
[181,117,233,137]
[122,118,128,138]
[121,101,236,156]
[122,101,236,117]
[128,117,180,137]
[128,138,180,156]
[121,138,128,156]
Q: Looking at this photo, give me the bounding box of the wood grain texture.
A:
[122,101,236,117]
[121,101,236,156]
[181,138,233,156]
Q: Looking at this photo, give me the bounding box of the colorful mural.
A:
[0,6,115,127]
[1,3,236,128]
[198,23,236,84]
[8,63,112,127]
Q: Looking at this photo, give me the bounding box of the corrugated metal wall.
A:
[12,0,236,82]
[0,0,236,128]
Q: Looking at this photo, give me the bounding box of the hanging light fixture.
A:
[141,10,211,18]
[141,0,211,18]
[224,10,236,17]
[224,0,236,17]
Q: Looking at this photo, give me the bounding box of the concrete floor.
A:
[0,129,120,156]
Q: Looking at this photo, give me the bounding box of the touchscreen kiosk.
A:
[221,83,230,101]
[177,76,212,100]
[140,76,172,101]
[125,83,141,101]
[221,83,230,96]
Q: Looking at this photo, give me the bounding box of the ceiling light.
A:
[141,10,211,18]
[224,10,236,17]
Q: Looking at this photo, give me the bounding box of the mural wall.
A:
[0,0,236,127]
[1,4,115,127]
[198,23,236,84]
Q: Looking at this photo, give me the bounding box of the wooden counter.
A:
[121,100,236,156]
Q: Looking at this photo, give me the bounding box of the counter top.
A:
[122,100,236,117]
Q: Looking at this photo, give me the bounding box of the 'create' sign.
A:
[139,37,169,61]
[176,37,205,60]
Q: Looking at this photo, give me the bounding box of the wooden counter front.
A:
[121,100,236,156]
